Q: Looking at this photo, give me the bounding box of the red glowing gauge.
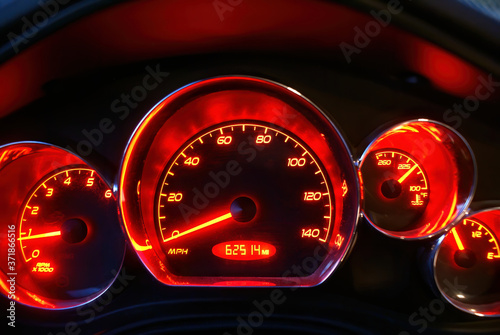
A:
[0,143,125,309]
[361,149,430,231]
[359,120,476,239]
[119,76,360,287]
[433,208,500,316]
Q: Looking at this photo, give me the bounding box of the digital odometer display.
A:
[155,122,333,277]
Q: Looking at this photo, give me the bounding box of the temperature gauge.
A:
[359,120,475,239]
[361,149,430,231]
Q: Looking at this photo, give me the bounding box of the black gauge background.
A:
[154,121,333,278]
[0,52,499,333]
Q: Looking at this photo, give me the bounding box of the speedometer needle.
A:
[18,231,61,241]
[164,213,232,243]
[451,227,465,251]
[397,164,418,184]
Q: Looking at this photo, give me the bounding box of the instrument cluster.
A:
[1,75,497,318]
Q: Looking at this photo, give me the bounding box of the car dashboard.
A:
[1,0,500,334]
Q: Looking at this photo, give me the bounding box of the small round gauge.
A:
[119,76,360,287]
[433,209,500,316]
[361,149,430,231]
[17,167,123,302]
[0,142,125,309]
[155,122,332,277]
[359,120,476,239]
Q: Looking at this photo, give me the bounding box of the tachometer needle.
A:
[451,227,465,251]
[164,213,232,243]
[397,164,418,184]
[18,231,61,241]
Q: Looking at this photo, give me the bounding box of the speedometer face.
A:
[155,122,333,277]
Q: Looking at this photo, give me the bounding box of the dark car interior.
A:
[1,0,500,334]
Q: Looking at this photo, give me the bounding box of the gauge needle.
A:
[451,227,465,251]
[18,231,61,241]
[164,213,232,243]
[397,164,418,184]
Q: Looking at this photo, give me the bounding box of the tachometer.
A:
[0,142,125,309]
[18,167,121,301]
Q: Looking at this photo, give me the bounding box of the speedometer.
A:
[155,121,333,277]
[119,76,360,286]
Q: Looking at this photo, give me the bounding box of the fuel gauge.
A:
[433,208,500,316]
[450,219,500,267]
